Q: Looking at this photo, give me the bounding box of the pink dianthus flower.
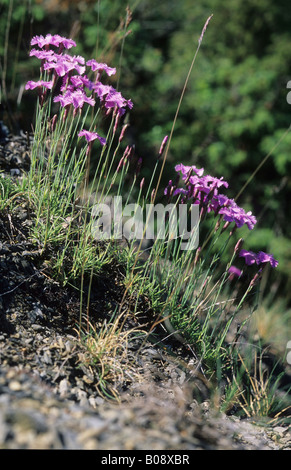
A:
[31,34,76,50]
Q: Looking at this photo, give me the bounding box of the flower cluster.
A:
[26,33,133,120]
[165,163,257,231]
[215,196,257,230]
[165,162,278,271]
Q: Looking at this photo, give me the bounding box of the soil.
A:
[0,128,290,450]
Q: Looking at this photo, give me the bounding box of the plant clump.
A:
[1,24,288,420]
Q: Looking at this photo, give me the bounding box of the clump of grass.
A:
[222,350,291,420]
[76,313,146,400]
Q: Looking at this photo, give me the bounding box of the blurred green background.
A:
[1,0,291,305]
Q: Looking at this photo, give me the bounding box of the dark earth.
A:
[0,125,290,450]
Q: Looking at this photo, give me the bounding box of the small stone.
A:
[31,324,43,331]
[42,350,52,365]
[8,380,22,391]
[77,389,88,407]
[88,397,95,408]
[59,379,68,398]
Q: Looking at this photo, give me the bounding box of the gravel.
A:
[1,361,290,450]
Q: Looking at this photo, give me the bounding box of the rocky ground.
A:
[0,127,290,450]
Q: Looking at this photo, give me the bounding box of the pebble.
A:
[59,379,69,398]
[31,324,44,331]
[8,381,22,391]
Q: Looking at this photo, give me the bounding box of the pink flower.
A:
[43,54,86,77]
[29,49,56,60]
[58,38,77,50]
[31,34,76,50]
[175,164,204,178]
[69,75,94,90]
[104,90,133,115]
[78,129,106,146]
[228,265,243,277]
[256,251,279,268]
[92,82,133,115]
[93,82,114,98]
[86,60,116,76]
[60,74,94,93]
[239,249,257,266]
[104,90,126,109]
[53,89,95,109]
[200,174,229,190]
[53,91,73,108]
[25,80,54,90]
[218,199,257,230]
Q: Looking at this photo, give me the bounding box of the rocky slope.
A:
[0,129,290,450]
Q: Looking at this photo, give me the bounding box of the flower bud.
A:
[234,238,244,254]
[158,135,168,158]
[117,156,125,173]
[50,114,58,132]
[113,113,121,134]
[249,269,262,288]
[119,124,129,142]
[194,247,201,266]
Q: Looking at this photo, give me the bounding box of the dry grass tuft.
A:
[76,313,146,400]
